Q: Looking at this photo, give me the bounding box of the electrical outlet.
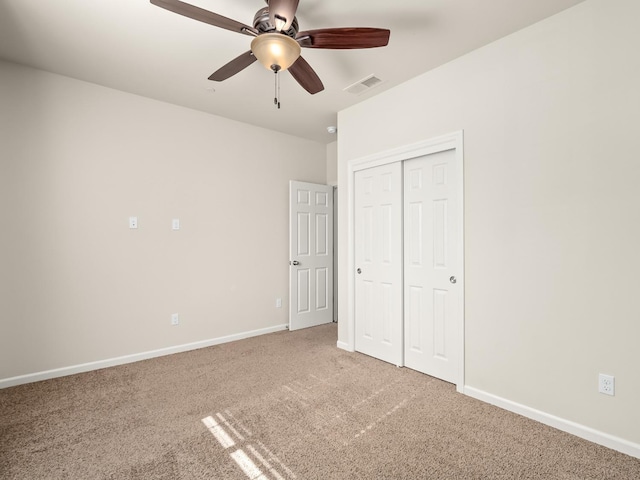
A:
[171,313,179,326]
[129,216,138,229]
[276,298,282,308]
[598,374,615,396]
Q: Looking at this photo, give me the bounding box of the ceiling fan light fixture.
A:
[251,33,301,72]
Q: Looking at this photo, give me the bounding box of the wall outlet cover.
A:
[598,374,615,396]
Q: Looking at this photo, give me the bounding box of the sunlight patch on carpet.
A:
[230,449,269,480]
[202,416,235,449]
[202,413,296,480]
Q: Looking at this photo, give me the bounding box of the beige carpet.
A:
[1,323,639,479]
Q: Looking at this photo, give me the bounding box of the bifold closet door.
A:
[354,163,403,365]
[404,149,459,383]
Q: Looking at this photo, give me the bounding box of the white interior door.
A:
[354,164,403,365]
[404,150,460,382]
[289,181,333,331]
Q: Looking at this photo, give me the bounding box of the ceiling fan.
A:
[150,0,390,96]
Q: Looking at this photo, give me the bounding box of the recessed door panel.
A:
[433,200,448,268]
[315,267,329,310]
[433,289,447,359]
[297,212,310,256]
[315,213,328,256]
[408,202,423,267]
[297,269,310,314]
[363,206,373,264]
[408,286,423,353]
[316,191,329,207]
[363,280,374,339]
[381,282,393,344]
[297,189,310,205]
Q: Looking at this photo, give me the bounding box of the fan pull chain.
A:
[272,65,281,109]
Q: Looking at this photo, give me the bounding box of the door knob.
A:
[450,276,457,284]
[291,260,300,266]
[357,268,362,274]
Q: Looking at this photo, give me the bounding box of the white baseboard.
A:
[463,386,640,459]
[0,324,288,389]
[336,341,353,352]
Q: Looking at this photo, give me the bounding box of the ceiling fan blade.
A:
[297,28,390,49]
[268,0,300,31]
[288,56,324,95]
[208,51,257,81]
[150,0,257,36]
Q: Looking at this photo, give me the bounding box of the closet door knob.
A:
[357,268,362,274]
[450,276,457,284]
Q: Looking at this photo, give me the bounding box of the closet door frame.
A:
[346,131,465,393]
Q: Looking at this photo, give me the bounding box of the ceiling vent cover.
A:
[344,74,383,95]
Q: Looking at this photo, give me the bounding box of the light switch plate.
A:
[129,216,138,229]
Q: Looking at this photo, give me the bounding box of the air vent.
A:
[344,74,383,95]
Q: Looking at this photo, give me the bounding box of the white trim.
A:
[346,131,465,391]
[0,324,288,389]
[455,134,465,394]
[464,386,640,459]
[336,340,352,352]
[349,132,462,172]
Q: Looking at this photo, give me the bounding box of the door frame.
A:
[346,131,465,392]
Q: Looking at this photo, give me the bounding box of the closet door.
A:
[354,163,403,365]
[404,149,459,383]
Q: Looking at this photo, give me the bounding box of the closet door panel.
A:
[354,163,403,365]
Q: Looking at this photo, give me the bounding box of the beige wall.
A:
[337,0,640,447]
[326,141,338,186]
[0,60,326,380]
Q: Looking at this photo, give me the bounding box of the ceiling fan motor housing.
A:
[253,7,299,38]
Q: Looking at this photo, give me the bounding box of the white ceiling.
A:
[0,0,585,144]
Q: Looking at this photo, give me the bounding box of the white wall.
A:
[337,0,640,450]
[0,60,326,382]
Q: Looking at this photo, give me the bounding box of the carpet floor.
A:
[1,323,639,479]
